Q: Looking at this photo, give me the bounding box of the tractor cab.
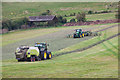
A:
[34,43,48,51]
[75,29,82,32]
[75,29,83,34]
[73,29,84,38]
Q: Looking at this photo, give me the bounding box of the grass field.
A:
[64,12,117,22]
[2,2,118,20]
[2,23,119,78]
[1,2,119,78]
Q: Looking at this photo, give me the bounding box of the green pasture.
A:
[64,12,116,22]
[2,2,117,20]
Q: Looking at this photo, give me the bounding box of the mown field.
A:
[2,23,119,78]
[2,2,118,20]
[2,23,118,60]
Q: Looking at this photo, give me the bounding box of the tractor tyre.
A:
[41,51,47,60]
[18,59,22,62]
[73,34,76,38]
[82,33,84,38]
[79,35,82,38]
[47,52,52,59]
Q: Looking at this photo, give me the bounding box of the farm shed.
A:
[28,15,58,27]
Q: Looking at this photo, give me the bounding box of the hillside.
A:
[2,2,118,20]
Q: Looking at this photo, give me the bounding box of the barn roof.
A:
[28,15,56,22]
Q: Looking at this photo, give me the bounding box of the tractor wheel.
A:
[41,52,47,60]
[73,34,76,38]
[79,35,82,38]
[82,33,84,37]
[43,52,47,60]
[18,59,22,62]
[47,52,52,59]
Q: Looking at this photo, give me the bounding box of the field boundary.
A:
[63,19,119,27]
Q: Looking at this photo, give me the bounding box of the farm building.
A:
[28,15,58,27]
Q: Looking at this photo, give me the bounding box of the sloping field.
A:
[2,23,118,60]
[2,2,117,19]
[2,23,119,78]
[64,12,116,22]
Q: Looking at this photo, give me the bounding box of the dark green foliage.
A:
[64,15,67,17]
[76,12,86,22]
[73,13,76,16]
[70,13,76,16]
[57,15,63,23]
[41,12,48,15]
[115,13,120,19]
[58,16,67,23]
[62,18,67,23]
[101,10,109,13]
[88,10,93,14]
[94,10,112,14]
[22,17,28,25]
[41,10,51,15]
[2,19,10,30]
[70,18,76,23]
[2,17,28,31]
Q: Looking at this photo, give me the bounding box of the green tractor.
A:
[67,29,100,38]
[15,43,52,62]
[73,29,85,38]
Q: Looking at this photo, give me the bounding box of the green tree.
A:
[57,15,63,23]
[62,18,67,23]
[41,10,51,15]
[76,12,86,22]
[70,18,76,22]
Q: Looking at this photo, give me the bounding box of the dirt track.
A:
[2,24,118,60]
